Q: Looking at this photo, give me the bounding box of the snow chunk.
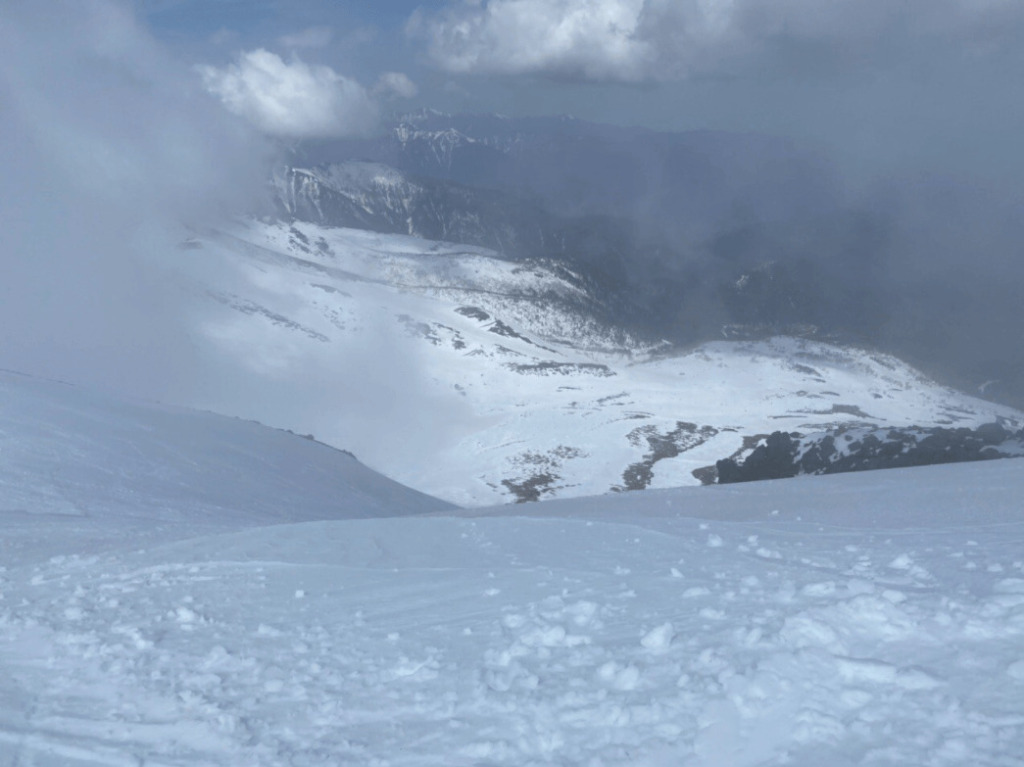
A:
[597,661,641,691]
[837,657,943,690]
[888,553,915,570]
[1008,660,1024,680]
[641,622,675,653]
[800,581,837,598]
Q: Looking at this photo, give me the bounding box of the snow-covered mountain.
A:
[174,218,1023,506]
[272,161,563,258]
[270,158,665,335]
[288,112,1024,409]
[2,367,1024,766]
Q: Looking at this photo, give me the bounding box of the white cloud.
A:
[199,50,378,139]
[279,26,335,50]
[409,0,1024,82]
[407,0,653,81]
[374,71,419,100]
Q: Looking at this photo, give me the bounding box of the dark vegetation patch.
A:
[315,237,333,256]
[691,465,719,485]
[716,422,1024,484]
[310,283,351,296]
[506,362,615,377]
[488,320,533,344]
[502,446,585,503]
[396,315,467,349]
[809,404,874,419]
[692,434,769,485]
[502,474,557,503]
[617,422,718,491]
[456,306,490,321]
[790,364,822,376]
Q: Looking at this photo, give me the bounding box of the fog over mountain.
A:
[1,0,1020,413]
[282,109,1024,408]
[0,0,275,398]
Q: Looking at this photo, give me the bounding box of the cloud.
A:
[408,0,652,81]
[374,71,419,100]
[0,0,272,397]
[279,26,335,50]
[409,0,1024,82]
[199,49,378,139]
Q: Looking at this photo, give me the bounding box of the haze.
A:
[2,0,1023,407]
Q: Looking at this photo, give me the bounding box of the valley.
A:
[175,217,1023,506]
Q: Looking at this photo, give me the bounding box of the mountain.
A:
[282,112,1024,409]
[276,116,852,346]
[174,218,1023,506]
[2,375,1023,765]
[270,159,681,336]
[272,161,563,257]
[295,109,843,239]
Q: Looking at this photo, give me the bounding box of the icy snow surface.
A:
[2,370,1024,766]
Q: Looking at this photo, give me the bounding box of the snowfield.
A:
[175,220,1023,506]
[2,371,1024,766]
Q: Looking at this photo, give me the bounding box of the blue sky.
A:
[139,0,426,51]
[139,0,424,32]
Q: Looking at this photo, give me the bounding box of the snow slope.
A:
[176,219,1023,505]
[1,374,1023,765]
[0,369,451,566]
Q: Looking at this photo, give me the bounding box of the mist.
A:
[4,0,1024,416]
[399,0,1024,407]
[0,0,272,398]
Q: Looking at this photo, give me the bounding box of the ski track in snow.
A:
[3,488,1024,766]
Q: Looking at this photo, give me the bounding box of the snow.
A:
[0,369,450,567]
[2,371,1024,765]
[172,220,1024,506]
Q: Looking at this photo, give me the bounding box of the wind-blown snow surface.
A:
[178,219,1022,505]
[2,372,1024,766]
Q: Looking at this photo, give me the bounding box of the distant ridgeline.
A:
[715,422,1024,484]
